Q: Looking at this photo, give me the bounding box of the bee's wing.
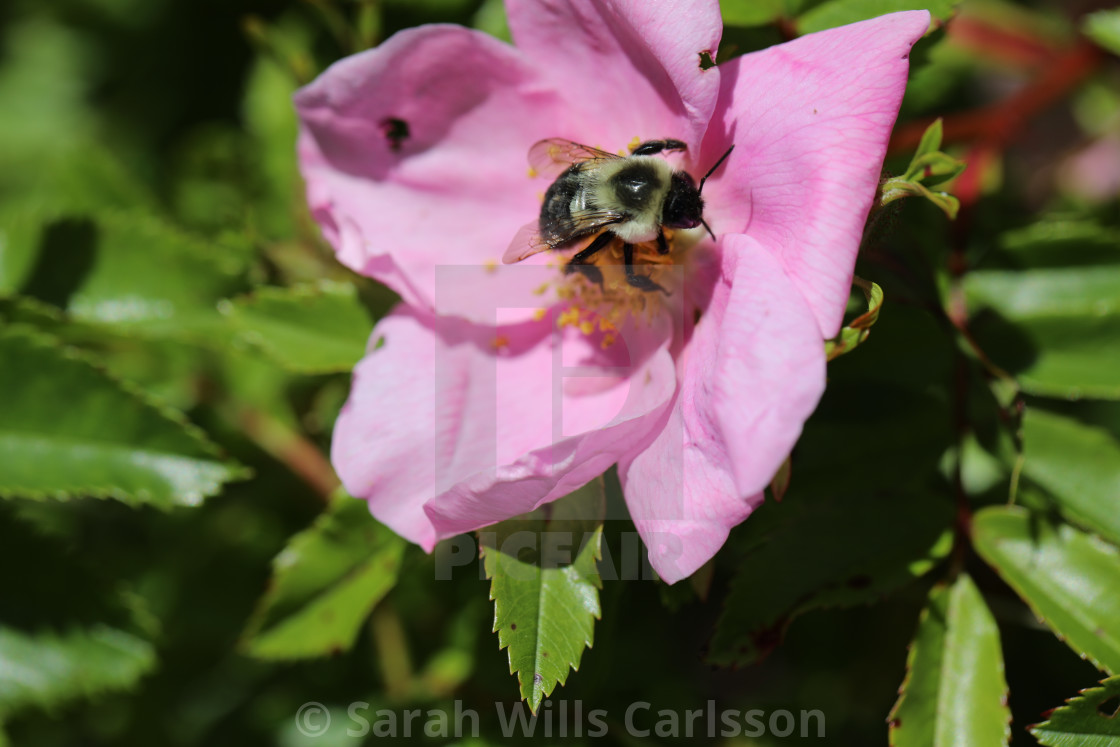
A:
[502,210,625,265]
[502,221,554,264]
[528,138,622,179]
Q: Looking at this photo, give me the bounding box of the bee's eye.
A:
[663,177,703,229]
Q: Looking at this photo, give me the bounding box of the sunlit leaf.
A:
[720,0,796,27]
[797,0,951,34]
[1085,9,1120,56]
[6,210,247,343]
[482,480,605,712]
[222,281,373,374]
[1031,675,1120,747]
[888,575,1010,747]
[0,625,155,716]
[966,267,1120,399]
[973,507,1120,675]
[240,493,406,660]
[1021,408,1120,546]
[0,326,245,505]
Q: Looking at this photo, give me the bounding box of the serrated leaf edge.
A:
[482,525,603,711]
[0,324,249,503]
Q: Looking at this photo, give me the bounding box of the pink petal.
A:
[506,0,723,156]
[332,306,676,549]
[295,25,572,322]
[619,236,826,583]
[700,11,930,337]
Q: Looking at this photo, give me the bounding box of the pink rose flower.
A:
[296,1,930,583]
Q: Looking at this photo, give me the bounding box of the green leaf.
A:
[973,507,1120,674]
[998,220,1120,267]
[473,0,512,42]
[966,267,1120,399]
[904,151,968,186]
[880,120,965,219]
[240,493,405,660]
[222,281,373,374]
[914,117,944,160]
[720,0,796,27]
[0,19,98,186]
[482,480,605,712]
[966,266,1120,319]
[1031,675,1120,747]
[888,575,1010,747]
[881,179,961,219]
[1021,408,1120,546]
[797,0,947,34]
[1085,9,1120,56]
[0,325,245,505]
[5,210,246,343]
[0,625,155,717]
[707,490,953,667]
[826,277,883,360]
[903,120,967,186]
[242,46,301,239]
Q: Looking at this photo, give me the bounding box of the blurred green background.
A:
[2,0,1120,744]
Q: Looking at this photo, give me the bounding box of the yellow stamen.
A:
[557,308,581,328]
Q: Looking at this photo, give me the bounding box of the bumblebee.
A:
[503,138,734,292]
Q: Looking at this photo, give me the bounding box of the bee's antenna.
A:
[698,144,734,195]
[700,217,716,242]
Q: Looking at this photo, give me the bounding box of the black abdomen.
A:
[540,164,590,247]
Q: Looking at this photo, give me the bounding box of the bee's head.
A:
[662,172,704,229]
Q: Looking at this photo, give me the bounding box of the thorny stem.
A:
[884,11,1095,576]
[940,165,1025,579]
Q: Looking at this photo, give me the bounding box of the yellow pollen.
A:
[529,227,693,336]
[483,259,498,274]
[491,335,510,350]
[532,308,548,321]
[627,135,642,153]
[527,166,538,179]
[557,308,581,328]
[533,282,550,296]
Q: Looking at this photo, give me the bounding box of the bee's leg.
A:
[630,139,688,156]
[564,231,614,287]
[656,230,671,255]
[623,243,670,295]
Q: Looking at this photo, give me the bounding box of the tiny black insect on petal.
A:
[379,117,410,152]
